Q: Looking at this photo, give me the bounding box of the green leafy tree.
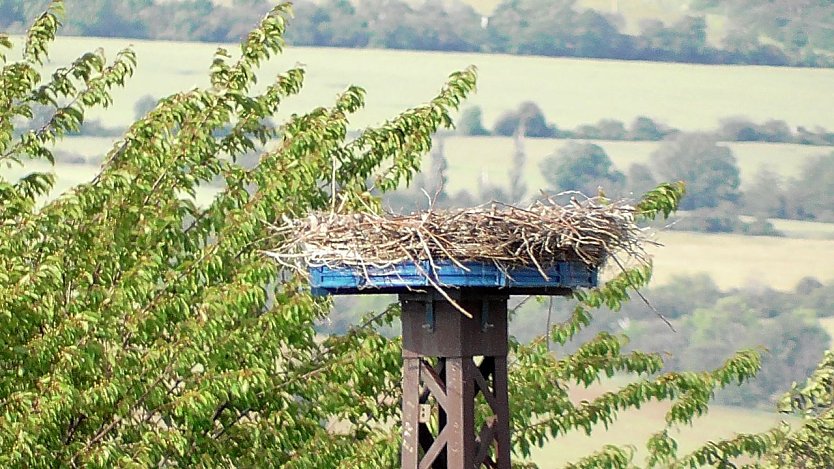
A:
[575,118,627,140]
[718,117,793,143]
[493,101,557,137]
[787,154,834,221]
[5,0,829,66]
[743,167,787,218]
[456,105,490,135]
[1,3,832,467]
[800,282,834,317]
[79,0,149,38]
[646,273,721,320]
[628,116,672,141]
[767,350,834,467]
[594,118,627,140]
[0,3,474,465]
[683,300,829,407]
[795,276,824,296]
[651,133,741,210]
[539,141,626,195]
[286,0,370,48]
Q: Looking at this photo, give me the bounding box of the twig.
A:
[610,254,676,332]
[546,297,554,353]
[400,247,473,319]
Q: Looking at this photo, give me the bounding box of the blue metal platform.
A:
[309,260,597,296]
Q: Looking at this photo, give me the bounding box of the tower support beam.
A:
[400,292,511,469]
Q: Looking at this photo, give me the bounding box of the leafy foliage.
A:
[766,350,834,467]
[786,154,834,222]
[0,2,475,465]
[694,0,834,66]
[2,3,833,468]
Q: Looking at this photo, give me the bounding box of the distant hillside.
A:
[465,0,693,24]
[691,0,834,65]
[1,0,831,67]
[397,0,834,65]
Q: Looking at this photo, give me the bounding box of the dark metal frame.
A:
[308,261,594,468]
[400,293,512,469]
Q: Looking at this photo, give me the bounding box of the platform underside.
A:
[309,260,597,296]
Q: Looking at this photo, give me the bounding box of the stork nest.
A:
[264,197,650,277]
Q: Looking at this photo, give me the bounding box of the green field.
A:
[22,36,834,205]
[761,218,834,240]
[28,35,834,206]
[528,386,789,467]
[646,231,834,290]
[28,35,834,134]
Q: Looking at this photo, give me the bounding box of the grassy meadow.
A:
[25,35,834,207]
[646,231,834,289]
[53,135,832,197]
[28,36,834,207]
[31,36,834,133]
[762,218,834,239]
[527,389,789,467]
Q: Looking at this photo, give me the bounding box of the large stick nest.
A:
[265,197,649,276]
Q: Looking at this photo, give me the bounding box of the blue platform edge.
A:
[309,260,598,296]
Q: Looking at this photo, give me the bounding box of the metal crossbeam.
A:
[400,293,511,469]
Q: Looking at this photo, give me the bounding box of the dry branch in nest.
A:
[265,196,650,279]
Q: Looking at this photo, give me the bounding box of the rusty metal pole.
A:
[400,292,511,469]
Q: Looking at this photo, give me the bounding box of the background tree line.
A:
[459,101,834,146]
[2,0,833,67]
[56,97,834,149]
[47,93,834,229]
[389,127,834,232]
